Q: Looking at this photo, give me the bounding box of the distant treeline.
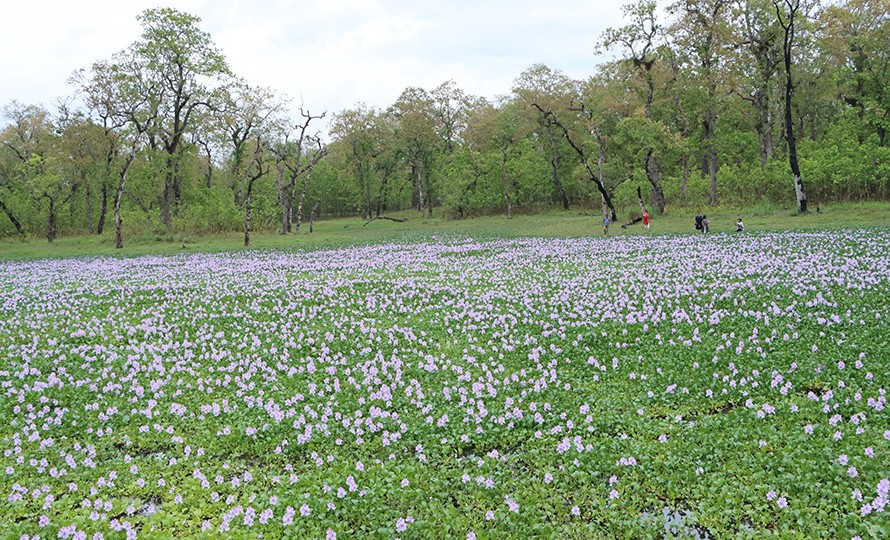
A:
[1,0,888,245]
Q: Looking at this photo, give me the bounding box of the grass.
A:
[1,201,888,261]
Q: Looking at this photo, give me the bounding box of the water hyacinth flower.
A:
[0,231,887,537]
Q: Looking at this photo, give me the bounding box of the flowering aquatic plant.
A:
[0,230,887,538]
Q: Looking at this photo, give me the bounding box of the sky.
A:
[1,0,624,118]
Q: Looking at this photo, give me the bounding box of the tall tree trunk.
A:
[708,149,718,206]
[97,184,108,235]
[639,66,666,214]
[68,184,77,227]
[45,197,56,243]
[202,142,214,188]
[244,182,255,247]
[161,165,174,229]
[0,199,24,237]
[776,0,807,213]
[287,177,299,232]
[501,150,513,219]
[114,153,137,250]
[705,106,718,205]
[755,89,775,172]
[294,173,311,234]
[84,180,93,234]
[415,164,425,217]
[172,164,182,208]
[309,201,319,233]
[274,160,289,235]
[644,149,666,214]
[681,154,690,204]
[283,195,293,233]
[548,125,569,210]
[375,171,389,218]
[426,180,433,218]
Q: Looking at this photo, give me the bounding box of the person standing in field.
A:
[702,215,710,233]
[643,210,650,229]
[603,214,611,236]
[736,218,745,232]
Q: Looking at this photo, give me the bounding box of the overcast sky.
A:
[1,0,624,118]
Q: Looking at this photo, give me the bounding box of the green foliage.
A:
[1,230,888,537]
[3,1,890,242]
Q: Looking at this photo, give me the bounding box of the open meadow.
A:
[1,226,888,539]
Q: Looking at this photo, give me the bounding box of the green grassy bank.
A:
[1,201,888,261]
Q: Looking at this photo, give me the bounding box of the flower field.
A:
[1,230,888,539]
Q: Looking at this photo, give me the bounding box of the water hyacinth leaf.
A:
[0,230,887,538]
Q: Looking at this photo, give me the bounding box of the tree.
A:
[242,135,270,247]
[331,105,379,220]
[669,0,732,205]
[330,105,401,219]
[430,80,472,154]
[531,90,619,221]
[513,64,574,210]
[0,137,25,237]
[0,102,77,242]
[774,0,808,212]
[129,7,230,228]
[217,81,283,208]
[819,0,890,146]
[0,101,46,237]
[74,54,154,248]
[271,108,327,234]
[600,1,668,213]
[662,48,696,203]
[733,0,783,171]
[391,87,438,217]
[462,98,523,219]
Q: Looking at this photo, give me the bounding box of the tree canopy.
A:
[1,1,888,244]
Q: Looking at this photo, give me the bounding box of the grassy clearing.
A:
[1,201,888,261]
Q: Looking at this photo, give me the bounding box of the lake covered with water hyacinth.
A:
[1,230,888,539]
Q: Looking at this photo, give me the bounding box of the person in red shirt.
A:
[643,210,650,229]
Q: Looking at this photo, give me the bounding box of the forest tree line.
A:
[1,0,888,246]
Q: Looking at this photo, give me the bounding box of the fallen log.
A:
[621,217,643,229]
[364,216,408,227]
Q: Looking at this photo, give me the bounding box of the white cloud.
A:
[0,0,626,120]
